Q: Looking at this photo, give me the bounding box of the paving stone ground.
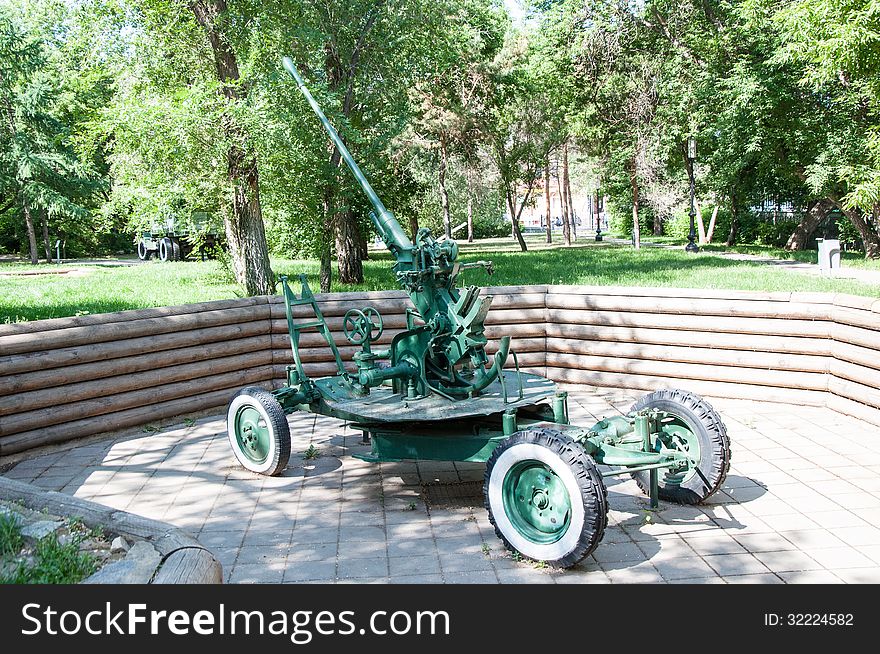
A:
[4,385,880,584]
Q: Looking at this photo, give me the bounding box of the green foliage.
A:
[1,532,97,584]
[0,0,114,261]
[0,513,24,557]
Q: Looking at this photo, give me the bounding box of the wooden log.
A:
[545,323,830,356]
[832,294,877,311]
[269,329,405,350]
[270,297,411,320]
[0,321,270,377]
[271,337,548,367]
[0,350,274,418]
[0,366,273,437]
[485,308,547,325]
[0,384,254,455]
[271,362,351,380]
[545,293,833,321]
[826,394,880,428]
[0,477,223,583]
[0,304,272,356]
[829,359,880,391]
[547,308,832,338]
[545,367,828,407]
[828,375,880,410]
[547,338,829,373]
[0,296,267,337]
[269,314,409,335]
[830,341,880,373]
[151,548,223,584]
[543,352,828,391]
[0,334,272,395]
[546,285,794,302]
[830,323,880,350]
[832,306,880,331]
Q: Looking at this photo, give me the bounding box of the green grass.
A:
[1,237,878,323]
[0,513,97,584]
[606,232,880,270]
[0,513,24,557]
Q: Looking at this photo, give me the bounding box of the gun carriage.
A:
[225,57,731,568]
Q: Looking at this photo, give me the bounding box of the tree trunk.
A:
[653,205,663,236]
[557,158,570,246]
[785,200,828,251]
[505,189,528,252]
[21,195,38,265]
[695,197,706,244]
[191,0,274,296]
[408,215,419,242]
[319,239,332,293]
[41,210,51,262]
[336,208,364,285]
[224,143,275,295]
[563,142,576,241]
[726,190,738,246]
[831,197,880,258]
[630,162,640,250]
[543,156,552,243]
[439,139,451,240]
[706,204,720,244]
[467,193,474,243]
[356,222,368,260]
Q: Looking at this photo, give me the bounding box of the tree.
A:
[0,2,99,264]
[484,27,558,252]
[775,0,880,257]
[409,2,502,241]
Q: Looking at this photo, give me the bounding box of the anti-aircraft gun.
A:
[224,57,732,568]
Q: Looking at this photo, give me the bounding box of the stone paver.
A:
[3,386,880,584]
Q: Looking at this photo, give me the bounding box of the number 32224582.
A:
[765,614,854,626]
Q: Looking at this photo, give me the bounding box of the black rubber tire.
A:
[226,386,291,476]
[171,239,182,261]
[158,237,173,262]
[629,389,731,504]
[136,240,148,260]
[484,428,608,569]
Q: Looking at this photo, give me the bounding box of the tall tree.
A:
[189,0,274,295]
[0,2,97,264]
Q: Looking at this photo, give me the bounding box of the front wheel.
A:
[227,387,291,476]
[629,389,731,504]
[484,429,607,568]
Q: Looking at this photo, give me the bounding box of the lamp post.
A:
[685,136,699,253]
[594,192,603,241]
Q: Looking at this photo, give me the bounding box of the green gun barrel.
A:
[281,57,413,255]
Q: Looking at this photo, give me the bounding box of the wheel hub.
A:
[503,462,572,543]
[235,407,271,464]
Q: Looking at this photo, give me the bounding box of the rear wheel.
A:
[158,237,173,262]
[484,428,607,568]
[171,239,182,261]
[227,387,291,476]
[629,389,731,504]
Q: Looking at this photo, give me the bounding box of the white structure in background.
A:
[511,190,609,233]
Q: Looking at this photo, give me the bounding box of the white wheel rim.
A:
[227,395,278,474]
[488,443,586,562]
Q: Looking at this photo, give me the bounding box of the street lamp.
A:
[594,192,603,241]
[685,136,699,253]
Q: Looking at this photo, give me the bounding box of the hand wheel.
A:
[343,307,384,345]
